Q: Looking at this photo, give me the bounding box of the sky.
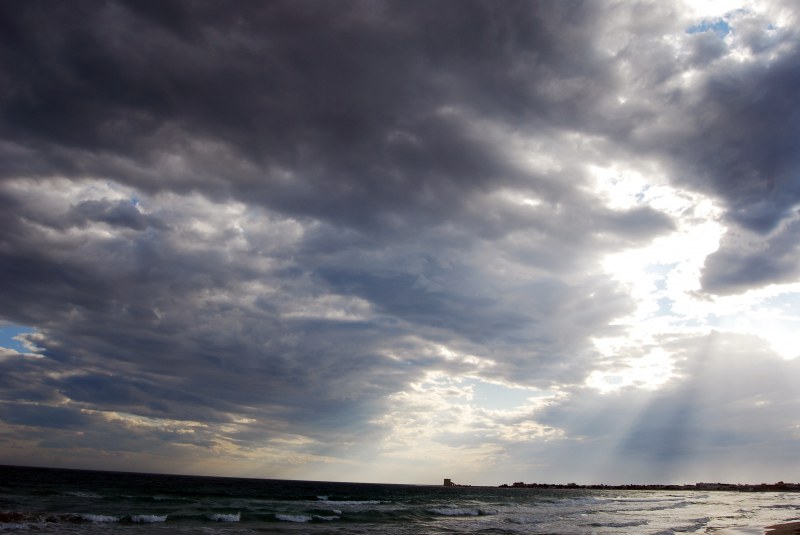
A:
[1,0,799,486]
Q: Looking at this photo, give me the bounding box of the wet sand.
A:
[717,523,800,535]
[766,522,800,535]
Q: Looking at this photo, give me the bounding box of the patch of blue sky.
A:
[655,297,673,316]
[0,323,36,353]
[469,379,545,411]
[645,262,677,276]
[762,292,800,313]
[645,262,676,292]
[634,190,646,204]
[686,19,731,37]
[704,313,724,329]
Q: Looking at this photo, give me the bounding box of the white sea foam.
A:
[128,514,168,523]
[208,512,240,522]
[275,514,312,523]
[316,495,328,501]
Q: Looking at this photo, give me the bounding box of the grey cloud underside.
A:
[701,217,800,294]
[0,0,799,471]
[2,1,798,234]
[1,0,614,227]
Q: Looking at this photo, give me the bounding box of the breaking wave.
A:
[128,514,168,523]
[207,512,240,522]
[275,513,312,523]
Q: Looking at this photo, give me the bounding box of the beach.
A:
[718,524,800,535]
[768,522,800,534]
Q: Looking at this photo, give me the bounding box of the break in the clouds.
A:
[1,0,799,484]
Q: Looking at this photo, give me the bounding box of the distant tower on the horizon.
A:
[444,478,453,487]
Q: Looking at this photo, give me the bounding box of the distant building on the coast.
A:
[443,478,471,487]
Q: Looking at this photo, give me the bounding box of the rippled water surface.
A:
[1,466,799,533]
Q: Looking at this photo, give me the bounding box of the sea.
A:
[1,466,799,534]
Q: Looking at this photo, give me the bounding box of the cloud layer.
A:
[1,0,799,483]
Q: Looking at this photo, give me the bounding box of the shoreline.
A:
[767,522,800,534]
[718,524,800,535]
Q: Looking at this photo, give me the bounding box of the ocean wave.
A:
[319,500,382,506]
[639,500,691,511]
[128,514,168,523]
[0,512,36,531]
[80,514,120,523]
[660,516,711,533]
[314,515,340,521]
[275,513,313,522]
[611,496,685,503]
[2,511,120,526]
[0,513,28,524]
[207,512,240,522]
[589,520,649,527]
[428,507,481,516]
[506,515,540,525]
[64,491,101,498]
[313,499,386,513]
[0,523,29,532]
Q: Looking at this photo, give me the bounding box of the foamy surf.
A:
[80,514,120,523]
[275,513,313,522]
[128,514,168,523]
[207,512,240,522]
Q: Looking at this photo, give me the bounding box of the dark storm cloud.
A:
[0,0,619,230]
[701,217,800,294]
[0,403,93,429]
[674,47,800,235]
[0,0,795,241]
